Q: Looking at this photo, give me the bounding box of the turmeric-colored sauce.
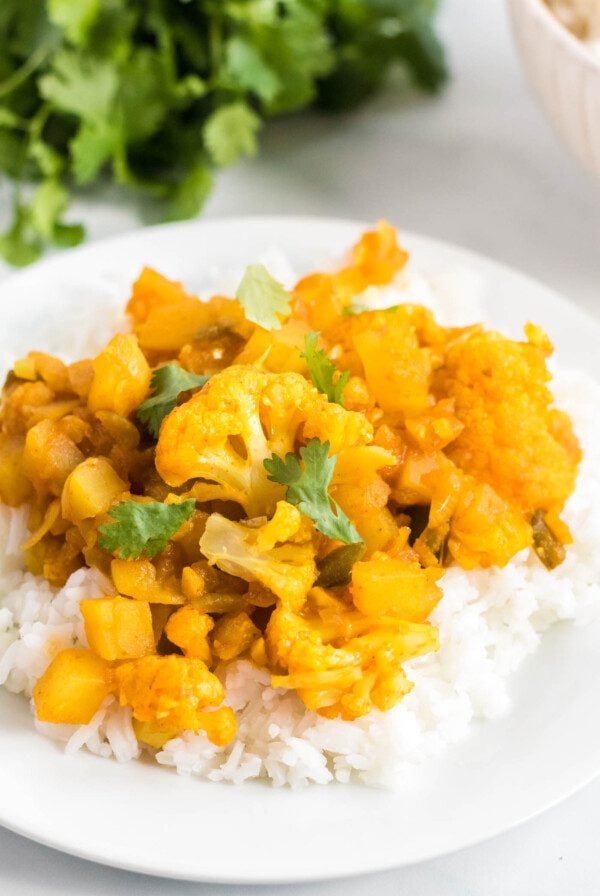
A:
[0,223,578,747]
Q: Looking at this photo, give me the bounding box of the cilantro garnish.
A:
[236,264,292,330]
[98,499,196,560]
[137,365,209,438]
[302,332,349,406]
[264,438,362,544]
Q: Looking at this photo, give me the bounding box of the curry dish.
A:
[0,223,579,751]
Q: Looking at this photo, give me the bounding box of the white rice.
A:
[1,261,599,788]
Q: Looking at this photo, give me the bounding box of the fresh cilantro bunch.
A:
[0,0,447,266]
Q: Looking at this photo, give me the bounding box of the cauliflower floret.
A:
[267,589,438,720]
[199,503,316,608]
[114,654,232,739]
[156,365,372,517]
[435,328,579,513]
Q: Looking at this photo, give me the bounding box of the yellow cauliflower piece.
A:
[114,654,230,739]
[165,606,214,663]
[267,594,438,720]
[435,328,579,513]
[255,501,305,550]
[199,504,316,609]
[156,365,371,517]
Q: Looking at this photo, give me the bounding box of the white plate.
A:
[0,216,599,884]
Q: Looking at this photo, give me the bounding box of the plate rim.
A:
[0,213,599,883]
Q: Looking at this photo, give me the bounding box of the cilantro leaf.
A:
[39,50,118,120]
[264,438,362,544]
[0,183,83,267]
[236,264,291,331]
[29,178,70,240]
[70,119,116,184]
[165,162,213,222]
[0,212,41,268]
[302,332,349,406]
[29,140,64,177]
[203,102,261,167]
[98,499,196,560]
[137,364,209,438]
[222,37,281,104]
[47,0,101,45]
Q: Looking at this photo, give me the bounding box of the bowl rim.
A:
[520,0,600,72]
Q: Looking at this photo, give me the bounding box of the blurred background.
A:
[0,0,599,311]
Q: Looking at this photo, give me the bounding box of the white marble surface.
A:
[1,0,600,892]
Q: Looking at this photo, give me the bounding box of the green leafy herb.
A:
[137,364,209,438]
[264,438,362,544]
[0,2,447,266]
[316,542,367,587]
[302,332,349,405]
[203,102,261,167]
[236,264,291,330]
[98,499,196,560]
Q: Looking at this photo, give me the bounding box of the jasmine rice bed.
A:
[0,259,598,789]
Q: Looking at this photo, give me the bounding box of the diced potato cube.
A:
[24,419,84,496]
[127,267,190,324]
[26,352,70,392]
[111,558,185,604]
[249,636,267,666]
[165,606,213,663]
[62,457,127,522]
[88,334,151,417]
[351,557,441,621]
[181,565,206,601]
[32,648,114,725]
[212,611,260,662]
[12,356,37,380]
[80,596,155,661]
[353,320,430,416]
[67,359,94,398]
[0,433,31,505]
[127,268,241,354]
